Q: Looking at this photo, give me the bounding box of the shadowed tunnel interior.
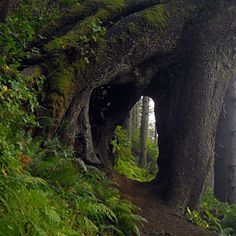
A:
[87,60,186,202]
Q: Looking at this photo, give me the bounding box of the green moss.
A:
[48,92,66,119]
[103,0,125,13]
[44,16,104,52]
[44,32,77,52]
[143,4,166,27]
[127,22,138,34]
[40,3,86,36]
[21,66,42,82]
[44,0,125,53]
[48,66,77,119]
[94,39,107,63]
[50,68,75,95]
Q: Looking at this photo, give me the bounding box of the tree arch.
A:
[30,0,236,212]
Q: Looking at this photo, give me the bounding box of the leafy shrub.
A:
[0,75,143,235]
[31,147,145,236]
[0,2,145,235]
[187,190,236,235]
[186,207,210,229]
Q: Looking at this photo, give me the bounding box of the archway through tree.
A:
[28,0,236,212]
[0,0,236,235]
[110,96,159,182]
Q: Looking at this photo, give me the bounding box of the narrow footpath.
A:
[112,174,217,236]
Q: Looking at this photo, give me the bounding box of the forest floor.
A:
[112,173,217,236]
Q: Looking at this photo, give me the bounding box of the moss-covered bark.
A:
[154,3,235,211]
[30,0,236,213]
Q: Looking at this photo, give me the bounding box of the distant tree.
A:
[140,96,149,168]
[132,102,139,130]
[123,102,139,139]
[123,109,133,138]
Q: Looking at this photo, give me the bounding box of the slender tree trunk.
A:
[140,96,149,168]
[123,102,139,138]
[133,103,139,130]
[154,123,158,142]
[123,109,133,138]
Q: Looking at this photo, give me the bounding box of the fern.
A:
[0,1,145,235]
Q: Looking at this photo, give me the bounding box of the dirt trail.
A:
[112,174,217,236]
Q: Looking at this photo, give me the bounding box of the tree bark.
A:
[123,109,133,139]
[123,102,139,138]
[140,96,149,168]
[151,3,235,211]
[215,76,236,203]
[133,103,139,130]
[23,0,235,213]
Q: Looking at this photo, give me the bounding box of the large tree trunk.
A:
[151,4,235,211]
[140,96,149,168]
[215,76,236,203]
[21,0,235,213]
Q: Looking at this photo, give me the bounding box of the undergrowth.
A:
[187,190,236,236]
[113,126,158,182]
[0,1,145,235]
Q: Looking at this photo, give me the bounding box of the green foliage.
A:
[0,2,144,235]
[0,88,143,235]
[186,207,210,229]
[113,126,158,182]
[187,190,236,235]
[0,0,86,66]
[0,0,61,65]
[143,4,167,27]
[131,129,159,174]
[31,146,145,236]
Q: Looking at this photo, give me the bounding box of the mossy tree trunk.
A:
[154,6,235,211]
[25,0,236,212]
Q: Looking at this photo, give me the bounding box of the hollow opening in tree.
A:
[113,96,159,182]
[89,81,159,182]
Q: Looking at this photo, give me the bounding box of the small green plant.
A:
[187,190,236,235]
[113,126,158,182]
[186,207,210,229]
